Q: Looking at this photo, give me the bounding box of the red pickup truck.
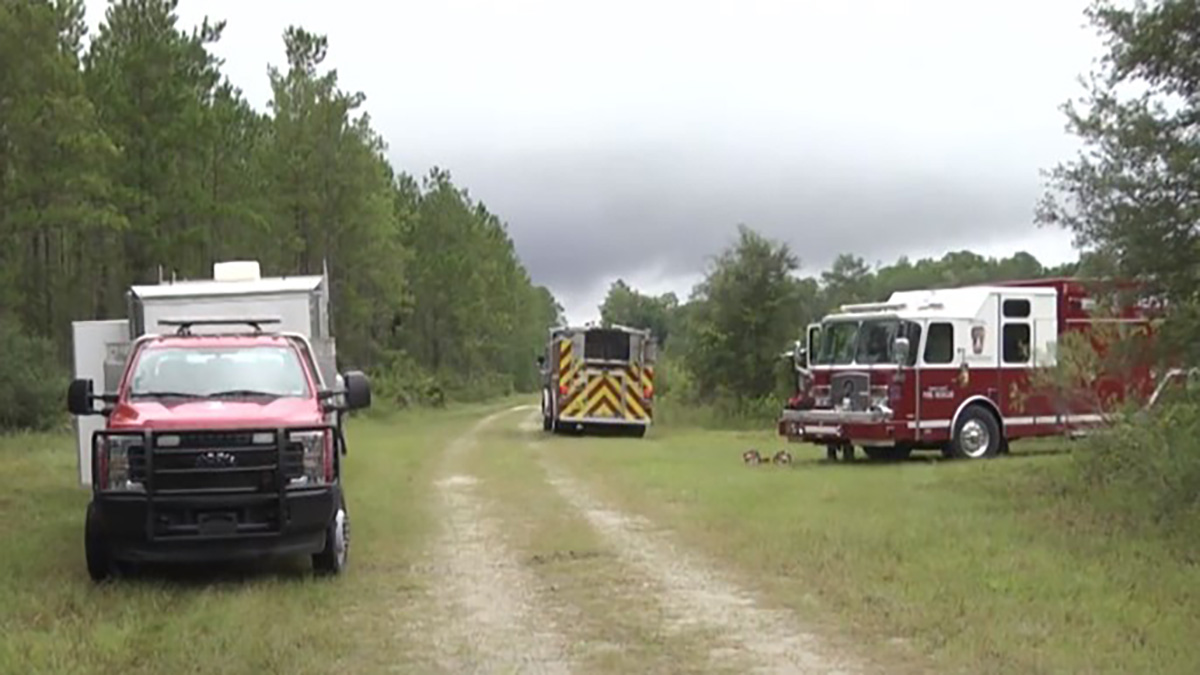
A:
[67,319,371,581]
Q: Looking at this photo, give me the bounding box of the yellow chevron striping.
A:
[558,338,573,372]
[585,373,622,417]
[623,384,647,419]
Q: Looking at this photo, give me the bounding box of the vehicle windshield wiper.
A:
[207,389,283,398]
[130,391,203,399]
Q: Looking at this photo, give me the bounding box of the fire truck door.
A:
[998,295,1034,418]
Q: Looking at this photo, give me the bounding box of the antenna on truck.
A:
[159,317,283,336]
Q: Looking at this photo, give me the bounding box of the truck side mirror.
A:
[341,370,372,410]
[67,378,98,416]
[893,336,911,365]
[792,341,807,371]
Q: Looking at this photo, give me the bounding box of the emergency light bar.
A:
[837,301,907,314]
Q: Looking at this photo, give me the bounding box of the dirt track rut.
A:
[425,409,575,673]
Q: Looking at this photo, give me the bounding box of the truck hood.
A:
[109,397,323,429]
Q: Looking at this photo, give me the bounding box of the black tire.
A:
[313,492,349,576]
[950,405,1002,459]
[543,415,552,431]
[85,501,114,583]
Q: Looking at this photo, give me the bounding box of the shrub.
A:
[1067,398,1200,539]
[0,323,67,432]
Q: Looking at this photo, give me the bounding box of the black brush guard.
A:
[91,425,344,543]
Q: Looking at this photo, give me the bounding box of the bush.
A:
[655,393,780,430]
[649,354,786,430]
[367,350,446,412]
[0,323,67,432]
[1065,396,1200,541]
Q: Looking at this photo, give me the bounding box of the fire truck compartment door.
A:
[71,319,131,487]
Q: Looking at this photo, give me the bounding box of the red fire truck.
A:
[777,278,1161,461]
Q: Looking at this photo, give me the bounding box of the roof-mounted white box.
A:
[212,260,261,282]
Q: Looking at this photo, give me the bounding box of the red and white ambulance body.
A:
[778,278,1157,460]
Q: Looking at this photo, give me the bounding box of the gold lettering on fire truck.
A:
[923,386,955,400]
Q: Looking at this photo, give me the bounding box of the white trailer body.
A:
[69,261,338,486]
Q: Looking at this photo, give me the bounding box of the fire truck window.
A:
[1003,324,1031,363]
[1003,298,1031,318]
[815,321,858,365]
[924,323,954,364]
[584,329,631,361]
[855,321,895,364]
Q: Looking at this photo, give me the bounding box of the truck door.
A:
[998,295,1034,418]
[71,320,131,487]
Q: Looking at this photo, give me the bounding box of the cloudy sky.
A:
[85,0,1101,323]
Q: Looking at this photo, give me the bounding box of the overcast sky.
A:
[84,0,1101,323]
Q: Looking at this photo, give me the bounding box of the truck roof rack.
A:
[159,317,282,336]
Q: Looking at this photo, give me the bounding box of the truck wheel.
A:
[950,405,1001,459]
[313,494,349,576]
[85,501,116,583]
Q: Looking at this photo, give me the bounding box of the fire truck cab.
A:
[778,278,1156,461]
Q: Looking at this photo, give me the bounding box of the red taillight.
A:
[643,386,653,399]
[559,384,569,396]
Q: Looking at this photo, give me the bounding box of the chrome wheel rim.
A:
[960,419,990,457]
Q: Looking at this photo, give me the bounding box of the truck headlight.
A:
[287,430,333,487]
[96,434,145,493]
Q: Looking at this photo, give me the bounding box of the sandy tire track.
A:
[424,407,575,674]
[529,414,867,675]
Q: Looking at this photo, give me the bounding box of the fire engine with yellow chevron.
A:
[538,323,657,436]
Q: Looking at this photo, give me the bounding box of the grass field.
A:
[1,400,1198,673]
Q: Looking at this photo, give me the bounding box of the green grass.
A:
[551,426,1200,675]
[6,400,1199,674]
[0,401,512,675]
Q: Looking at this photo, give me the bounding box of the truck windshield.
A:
[813,319,920,366]
[128,345,310,398]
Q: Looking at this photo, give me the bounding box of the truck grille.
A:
[148,430,301,494]
[829,372,871,411]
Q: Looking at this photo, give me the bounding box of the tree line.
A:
[0,0,562,429]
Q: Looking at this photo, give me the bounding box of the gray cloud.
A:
[85,0,1097,322]
[399,140,1079,307]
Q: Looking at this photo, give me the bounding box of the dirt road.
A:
[407,405,872,674]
